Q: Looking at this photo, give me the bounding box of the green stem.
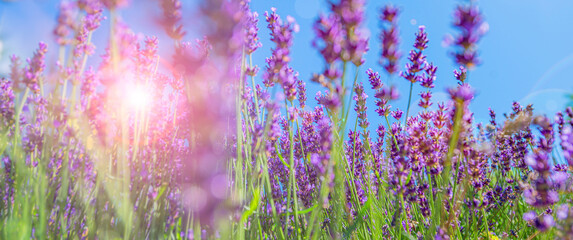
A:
[444,101,464,179]
[287,102,301,240]
[13,87,30,158]
[404,81,414,125]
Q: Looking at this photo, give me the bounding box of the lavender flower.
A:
[566,107,573,125]
[53,1,77,46]
[369,71,399,117]
[327,0,369,66]
[297,79,307,109]
[159,0,185,41]
[400,50,426,83]
[448,4,488,69]
[5,1,573,238]
[448,83,474,103]
[366,68,382,90]
[435,227,450,240]
[296,163,317,208]
[73,24,95,58]
[420,63,437,89]
[23,42,48,93]
[0,78,15,128]
[524,116,558,208]
[418,91,432,109]
[78,0,103,14]
[379,5,401,75]
[453,66,467,83]
[84,4,104,32]
[263,9,300,101]
[391,108,403,121]
[80,67,98,109]
[313,14,344,65]
[9,55,23,92]
[244,11,262,54]
[414,25,428,50]
[316,90,341,111]
[353,82,369,130]
[524,211,555,232]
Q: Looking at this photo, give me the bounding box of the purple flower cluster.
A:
[3,1,573,239]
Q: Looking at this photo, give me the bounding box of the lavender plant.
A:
[0,0,572,239]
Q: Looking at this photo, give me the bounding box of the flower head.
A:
[448,83,474,103]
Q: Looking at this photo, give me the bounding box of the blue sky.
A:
[1,0,573,124]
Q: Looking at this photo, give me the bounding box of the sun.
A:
[127,85,152,110]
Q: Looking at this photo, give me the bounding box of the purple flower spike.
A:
[314,0,368,68]
[366,68,382,90]
[381,5,399,23]
[263,8,300,101]
[523,115,559,209]
[420,62,437,88]
[53,1,77,46]
[297,79,307,109]
[313,14,344,65]
[401,26,430,85]
[379,5,401,76]
[23,42,48,94]
[330,0,368,66]
[244,11,262,54]
[353,82,369,130]
[435,227,450,240]
[159,0,185,40]
[316,90,341,111]
[449,4,488,69]
[418,91,432,109]
[0,78,14,127]
[414,25,428,51]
